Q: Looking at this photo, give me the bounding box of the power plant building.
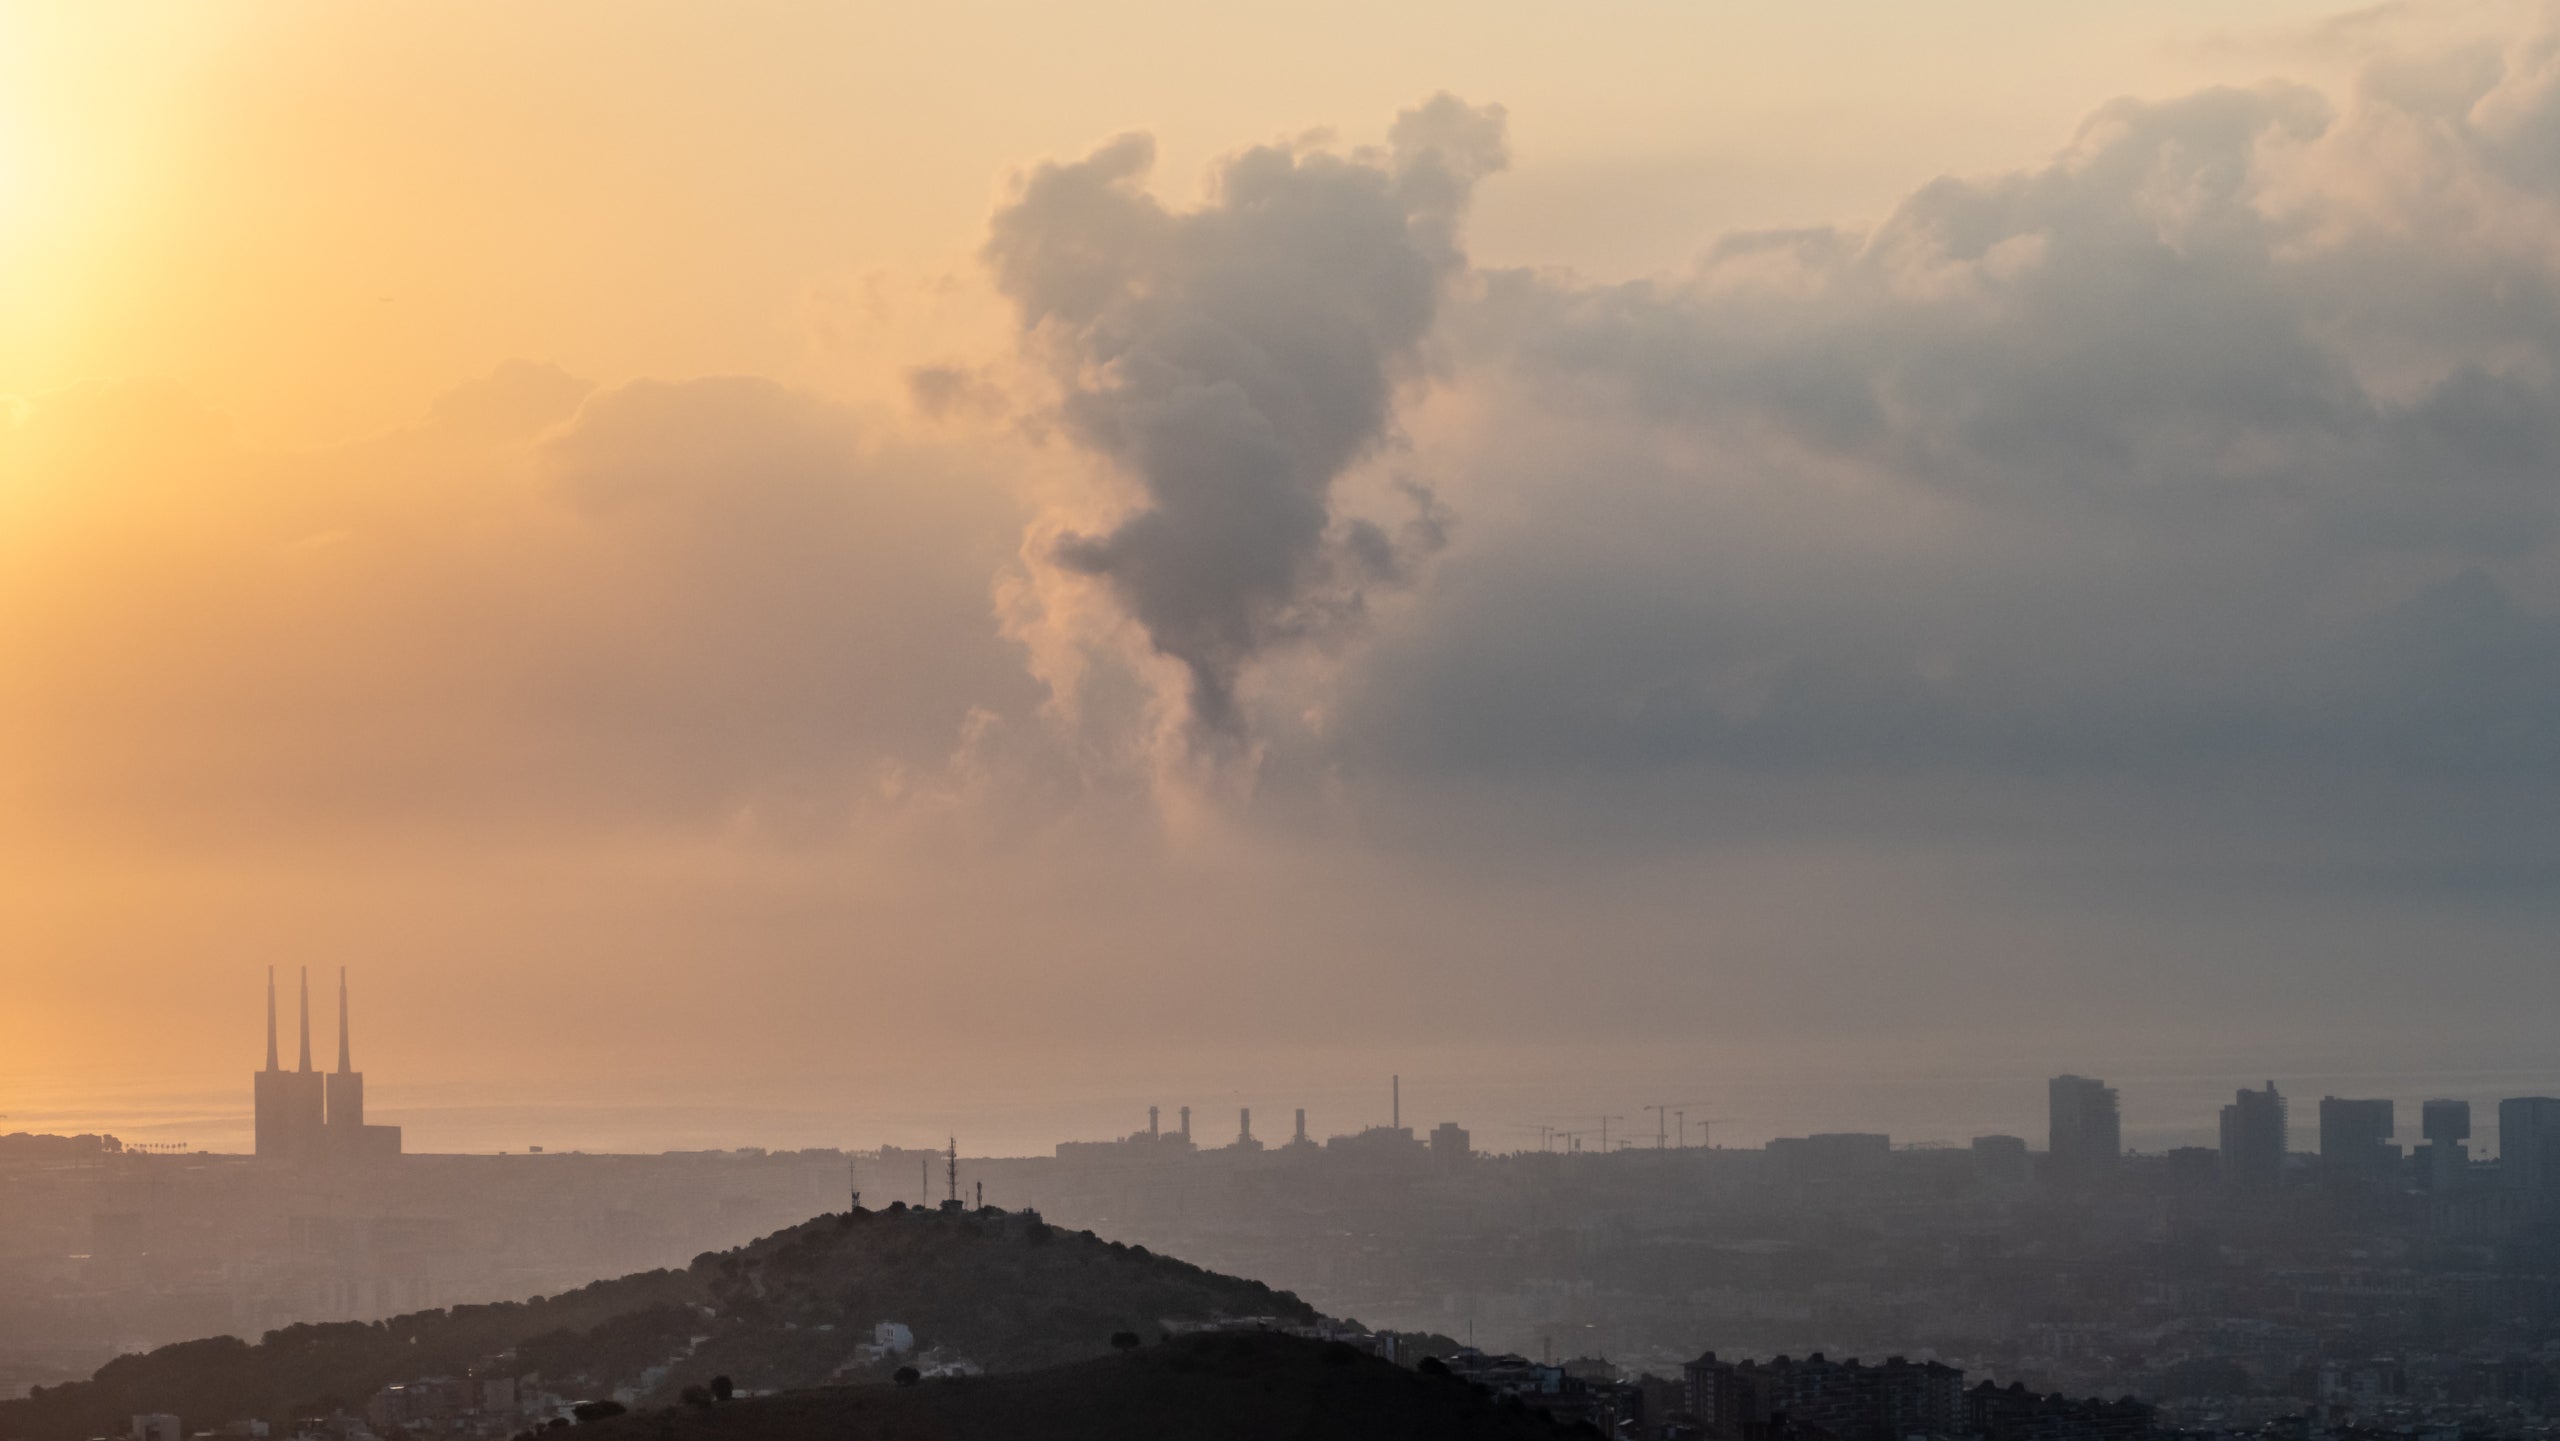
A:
[253,967,401,1163]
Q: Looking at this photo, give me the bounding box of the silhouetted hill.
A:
[0,1207,1315,1441]
[584,1331,1584,1441]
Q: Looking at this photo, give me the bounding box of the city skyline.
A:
[17,6,2560,1437]
[29,989,2560,1165]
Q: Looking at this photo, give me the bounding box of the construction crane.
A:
[1540,1114,1625,1152]
[1506,1123,1560,1152]
[1645,1101,1710,1148]
[1689,1117,1738,1149]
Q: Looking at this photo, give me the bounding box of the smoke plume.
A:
[985,94,1507,741]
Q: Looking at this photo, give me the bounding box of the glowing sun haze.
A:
[11,1,2560,1156]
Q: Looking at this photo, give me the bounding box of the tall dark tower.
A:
[253,968,326,1161]
[254,967,287,1158]
[326,966,366,1146]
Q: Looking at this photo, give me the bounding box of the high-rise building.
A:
[2048,1075,2122,1173]
[2318,1097,2397,1177]
[2419,1100,2471,1191]
[1971,1134,2032,1186]
[1430,1121,1471,1164]
[2220,1082,2286,1187]
[2500,1097,2560,1203]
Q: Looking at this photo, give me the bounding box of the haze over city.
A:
[25,6,2560,1441]
[17,1,2560,1159]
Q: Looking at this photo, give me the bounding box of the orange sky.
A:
[13,2,2560,1153]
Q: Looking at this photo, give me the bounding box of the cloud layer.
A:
[987,95,1505,742]
[20,21,2560,1090]
[1315,36,2560,855]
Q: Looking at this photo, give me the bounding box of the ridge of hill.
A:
[0,1207,1316,1441]
[583,1330,1586,1441]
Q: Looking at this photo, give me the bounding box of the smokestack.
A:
[264,967,280,1073]
[336,967,352,1075]
[1295,1108,1307,1144]
[1179,1105,1191,1140]
[1240,1108,1252,1144]
[1392,1075,1400,1130]
[1148,1106,1159,1139]
[297,967,313,1073]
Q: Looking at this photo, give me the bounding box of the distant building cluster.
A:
[1029,1075,1473,1181]
[1678,1351,2147,1441]
[2036,1074,2560,1201]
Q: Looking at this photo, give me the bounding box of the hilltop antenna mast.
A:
[946,1136,958,1206]
[848,1156,860,1213]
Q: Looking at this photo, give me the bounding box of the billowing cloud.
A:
[985,94,1506,742]
[1307,28,2560,867]
[31,31,2560,1107]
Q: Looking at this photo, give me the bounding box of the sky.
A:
[11,1,2560,1157]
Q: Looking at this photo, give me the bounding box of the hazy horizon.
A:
[20,1039,2560,1160]
[17,2,2560,1151]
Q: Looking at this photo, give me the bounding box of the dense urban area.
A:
[14,1043,2560,1441]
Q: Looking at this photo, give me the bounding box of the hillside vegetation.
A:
[585,1330,1583,1441]
[0,1207,1313,1441]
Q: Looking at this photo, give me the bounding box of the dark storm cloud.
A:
[984,94,1505,741]
[1317,61,2560,822]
